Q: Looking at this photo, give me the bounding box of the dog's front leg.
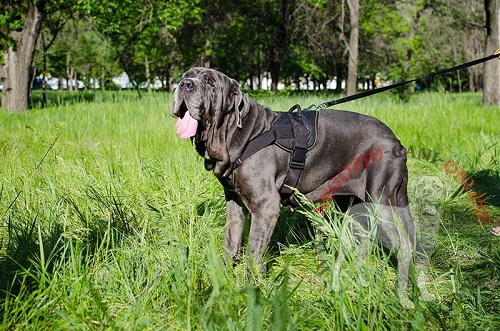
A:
[224,192,246,263]
[246,192,281,270]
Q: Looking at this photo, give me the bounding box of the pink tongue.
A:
[176,111,198,139]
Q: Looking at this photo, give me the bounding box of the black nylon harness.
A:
[227,105,317,203]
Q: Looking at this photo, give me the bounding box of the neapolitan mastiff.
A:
[170,67,433,308]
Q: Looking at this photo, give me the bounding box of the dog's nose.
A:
[179,78,194,92]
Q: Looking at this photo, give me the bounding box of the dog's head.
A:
[171,67,252,176]
[171,67,248,138]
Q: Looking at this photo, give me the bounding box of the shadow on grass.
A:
[0,185,139,307]
[0,215,64,301]
[270,208,314,253]
[429,202,500,323]
[468,168,500,208]
[270,195,366,250]
[197,195,367,264]
[194,195,315,260]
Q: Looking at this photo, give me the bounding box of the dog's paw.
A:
[416,270,436,301]
[397,289,415,310]
[357,274,370,288]
[420,290,436,302]
[332,282,341,292]
[332,264,341,292]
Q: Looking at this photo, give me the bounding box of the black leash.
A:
[296,49,500,111]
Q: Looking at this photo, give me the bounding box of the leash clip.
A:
[289,103,319,113]
[304,104,318,111]
[495,47,500,59]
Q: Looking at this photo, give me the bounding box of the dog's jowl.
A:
[171,67,433,309]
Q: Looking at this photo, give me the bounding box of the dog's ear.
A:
[199,71,222,125]
[202,71,231,176]
[232,86,243,129]
[202,70,253,177]
[229,79,248,129]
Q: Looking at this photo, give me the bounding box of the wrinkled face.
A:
[170,67,241,139]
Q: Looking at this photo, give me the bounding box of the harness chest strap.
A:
[279,113,309,199]
[227,112,310,202]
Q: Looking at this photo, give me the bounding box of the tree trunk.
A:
[464,30,482,92]
[346,0,359,96]
[269,0,294,93]
[484,0,500,106]
[74,71,78,91]
[66,52,73,91]
[145,57,152,93]
[452,45,462,92]
[404,2,429,76]
[41,31,48,106]
[269,61,281,93]
[1,2,45,112]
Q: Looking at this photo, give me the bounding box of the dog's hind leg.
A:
[395,226,415,309]
[397,176,436,302]
[332,245,345,292]
[373,201,416,309]
[366,163,417,309]
[348,203,377,288]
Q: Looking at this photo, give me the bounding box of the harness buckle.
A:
[290,146,307,169]
[232,158,242,170]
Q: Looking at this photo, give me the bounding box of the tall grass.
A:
[0,91,499,330]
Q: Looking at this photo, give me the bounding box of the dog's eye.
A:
[202,73,215,86]
[205,78,214,86]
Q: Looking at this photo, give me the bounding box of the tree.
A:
[285,0,344,91]
[39,18,121,91]
[484,0,500,105]
[198,0,266,84]
[86,0,201,93]
[37,9,71,103]
[1,1,46,112]
[1,0,494,104]
[346,0,360,96]
[86,0,155,94]
[267,0,296,92]
[1,0,79,111]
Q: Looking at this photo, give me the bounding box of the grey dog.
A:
[170,67,433,308]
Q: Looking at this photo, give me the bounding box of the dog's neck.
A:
[200,96,277,178]
[239,98,277,139]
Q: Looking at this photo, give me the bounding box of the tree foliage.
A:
[0,0,496,110]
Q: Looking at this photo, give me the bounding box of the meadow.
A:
[0,90,499,330]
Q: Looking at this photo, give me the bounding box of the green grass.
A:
[0,91,499,330]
